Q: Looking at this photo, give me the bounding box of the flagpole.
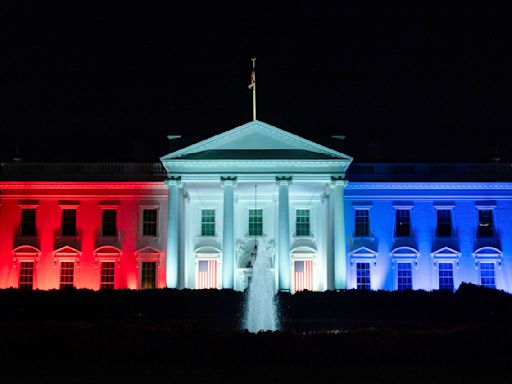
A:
[251,58,257,121]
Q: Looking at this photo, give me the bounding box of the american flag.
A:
[294,260,313,292]
[197,260,218,289]
[248,70,255,89]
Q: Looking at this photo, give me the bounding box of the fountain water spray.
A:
[244,185,279,332]
[244,238,279,332]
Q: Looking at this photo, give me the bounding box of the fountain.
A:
[244,238,279,332]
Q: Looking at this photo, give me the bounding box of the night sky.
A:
[1,2,511,162]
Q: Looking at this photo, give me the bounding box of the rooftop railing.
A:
[347,162,512,181]
[0,162,167,181]
[2,161,512,182]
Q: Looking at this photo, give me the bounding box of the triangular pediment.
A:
[349,247,377,257]
[135,246,161,255]
[161,120,352,161]
[54,245,81,255]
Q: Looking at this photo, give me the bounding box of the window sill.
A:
[293,234,314,240]
[353,235,375,241]
[198,235,219,239]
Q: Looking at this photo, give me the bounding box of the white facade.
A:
[160,120,352,292]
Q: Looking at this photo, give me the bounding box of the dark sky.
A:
[1,1,511,162]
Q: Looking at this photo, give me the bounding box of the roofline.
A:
[160,120,353,162]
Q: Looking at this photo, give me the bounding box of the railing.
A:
[347,162,512,181]
[0,162,167,181]
[2,161,512,182]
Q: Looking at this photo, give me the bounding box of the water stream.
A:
[244,239,279,332]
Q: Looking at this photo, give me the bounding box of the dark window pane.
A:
[395,209,410,237]
[201,209,215,236]
[397,263,412,290]
[100,262,115,289]
[478,209,494,237]
[102,210,117,236]
[480,263,496,288]
[141,261,156,289]
[19,261,34,290]
[438,262,454,291]
[21,209,36,236]
[356,262,371,290]
[62,209,77,236]
[142,209,157,237]
[355,209,370,237]
[437,209,452,237]
[249,209,263,236]
[296,209,310,236]
[59,262,75,289]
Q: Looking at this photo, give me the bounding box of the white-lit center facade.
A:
[161,121,352,292]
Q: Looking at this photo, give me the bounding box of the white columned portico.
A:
[221,176,237,289]
[166,176,182,288]
[277,176,292,291]
[160,120,353,292]
[331,177,348,290]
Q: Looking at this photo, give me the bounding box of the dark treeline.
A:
[1,285,512,383]
[0,283,511,329]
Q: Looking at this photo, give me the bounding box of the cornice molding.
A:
[163,159,351,168]
[346,182,512,190]
[0,182,168,190]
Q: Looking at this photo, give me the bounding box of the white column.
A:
[221,176,236,289]
[166,177,182,289]
[326,188,335,290]
[331,177,348,290]
[277,176,292,291]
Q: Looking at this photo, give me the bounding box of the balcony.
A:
[54,229,81,251]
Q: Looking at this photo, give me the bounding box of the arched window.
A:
[13,245,41,290]
[135,246,162,289]
[94,246,122,290]
[391,247,419,291]
[349,247,377,290]
[473,247,502,289]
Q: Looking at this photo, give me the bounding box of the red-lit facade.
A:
[0,181,168,290]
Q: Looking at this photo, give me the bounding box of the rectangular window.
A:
[296,209,310,236]
[61,209,77,236]
[19,261,34,290]
[397,263,413,291]
[102,210,117,237]
[436,209,452,237]
[249,209,263,236]
[438,262,454,291]
[395,209,411,237]
[197,259,218,289]
[141,261,157,289]
[356,262,371,290]
[59,262,75,289]
[21,208,36,236]
[142,209,158,237]
[355,209,370,237]
[478,209,494,237]
[480,263,496,289]
[294,260,313,292]
[201,209,216,236]
[100,262,115,290]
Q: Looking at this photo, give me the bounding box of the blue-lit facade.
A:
[345,164,512,292]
